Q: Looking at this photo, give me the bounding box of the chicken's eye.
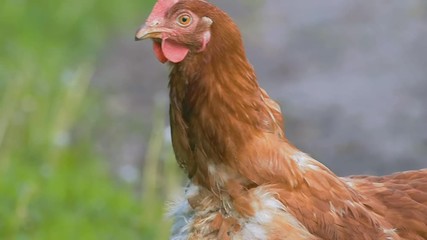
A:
[177,14,192,27]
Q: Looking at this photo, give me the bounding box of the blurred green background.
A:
[0,0,183,239]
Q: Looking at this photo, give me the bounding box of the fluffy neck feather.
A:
[167,8,305,190]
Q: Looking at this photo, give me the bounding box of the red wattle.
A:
[153,41,168,63]
[161,39,189,63]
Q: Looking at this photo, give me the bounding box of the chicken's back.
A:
[346,169,427,239]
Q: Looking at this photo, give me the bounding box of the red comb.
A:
[147,0,179,23]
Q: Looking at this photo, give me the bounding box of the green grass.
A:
[0,0,182,239]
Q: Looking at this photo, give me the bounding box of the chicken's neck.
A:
[168,45,308,191]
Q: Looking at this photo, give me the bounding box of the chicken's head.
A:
[135,0,213,64]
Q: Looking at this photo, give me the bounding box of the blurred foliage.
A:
[0,0,181,239]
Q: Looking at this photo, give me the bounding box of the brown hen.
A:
[135,0,427,239]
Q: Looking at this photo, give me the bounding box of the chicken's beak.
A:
[135,25,164,41]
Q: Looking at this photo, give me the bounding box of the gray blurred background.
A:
[94,0,427,177]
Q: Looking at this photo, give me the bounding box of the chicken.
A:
[135,0,427,239]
